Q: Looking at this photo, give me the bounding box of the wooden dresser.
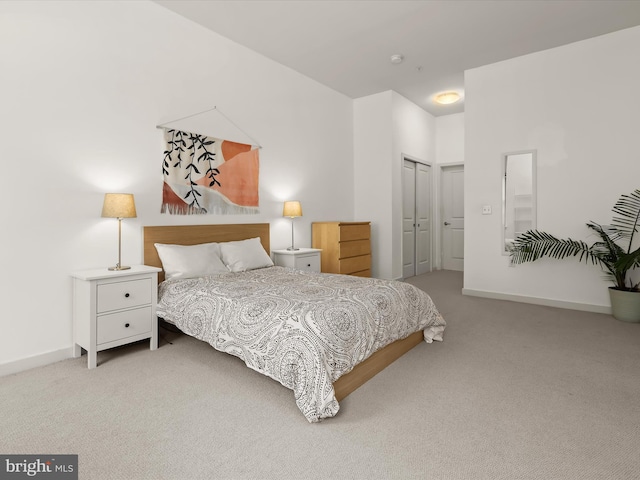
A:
[311,221,371,277]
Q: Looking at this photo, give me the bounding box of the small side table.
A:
[70,265,162,369]
[272,248,322,273]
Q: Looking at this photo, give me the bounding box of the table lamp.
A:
[283,201,302,251]
[102,193,137,270]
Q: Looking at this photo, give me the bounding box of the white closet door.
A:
[403,159,432,278]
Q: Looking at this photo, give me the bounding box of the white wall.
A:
[0,1,354,369]
[435,113,465,165]
[464,26,640,311]
[353,92,393,279]
[354,91,435,280]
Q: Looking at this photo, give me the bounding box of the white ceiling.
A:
[153,0,640,116]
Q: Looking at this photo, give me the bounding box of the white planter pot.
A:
[609,287,640,323]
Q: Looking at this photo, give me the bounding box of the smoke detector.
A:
[390,54,404,64]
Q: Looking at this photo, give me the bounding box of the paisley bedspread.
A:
[157,266,445,422]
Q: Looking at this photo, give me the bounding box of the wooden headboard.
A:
[143,223,271,283]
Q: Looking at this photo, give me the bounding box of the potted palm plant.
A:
[509,189,640,322]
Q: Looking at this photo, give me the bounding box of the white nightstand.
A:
[272,248,322,273]
[70,265,162,369]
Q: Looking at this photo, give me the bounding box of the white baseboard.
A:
[461,288,612,315]
[0,347,72,377]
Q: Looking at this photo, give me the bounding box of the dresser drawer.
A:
[339,224,370,242]
[339,255,371,275]
[97,278,152,313]
[350,269,371,278]
[293,254,321,272]
[338,239,371,258]
[97,306,152,345]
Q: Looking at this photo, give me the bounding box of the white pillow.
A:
[154,242,229,280]
[219,237,273,272]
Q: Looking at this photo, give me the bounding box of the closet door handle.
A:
[444,222,451,226]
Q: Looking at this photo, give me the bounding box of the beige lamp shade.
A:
[283,200,302,218]
[101,193,137,219]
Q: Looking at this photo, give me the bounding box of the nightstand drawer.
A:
[97,278,152,313]
[293,254,321,272]
[272,248,321,273]
[97,306,152,345]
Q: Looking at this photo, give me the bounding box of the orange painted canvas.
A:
[161,129,259,215]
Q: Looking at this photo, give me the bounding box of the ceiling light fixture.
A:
[434,91,461,105]
[390,54,404,64]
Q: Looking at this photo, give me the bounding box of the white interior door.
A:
[402,160,416,279]
[442,165,464,271]
[403,159,432,278]
[416,162,431,275]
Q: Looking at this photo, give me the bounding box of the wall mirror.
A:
[502,150,536,254]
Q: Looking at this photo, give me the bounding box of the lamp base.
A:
[108,265,131,271]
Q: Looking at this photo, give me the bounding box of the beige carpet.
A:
[1,270,639,480]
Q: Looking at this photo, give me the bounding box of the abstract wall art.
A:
[161,128,259,215]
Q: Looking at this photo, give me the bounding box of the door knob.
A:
[444,222,451,226]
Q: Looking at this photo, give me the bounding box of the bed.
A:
[143,223,445,422]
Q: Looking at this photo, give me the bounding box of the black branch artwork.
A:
[163,129,222,212]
